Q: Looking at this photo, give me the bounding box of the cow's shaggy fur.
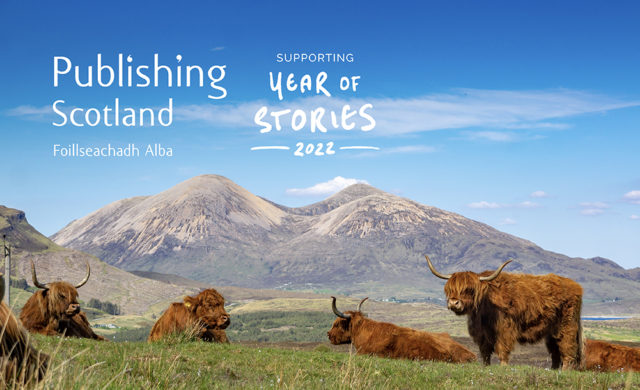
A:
[0,276,49,383]
[148,289,230,342]
[20,282,105,340]
[585,339,640,372]
[433,262,584,369]
[327,299,476,363]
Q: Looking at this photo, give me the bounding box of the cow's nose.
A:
[447,299,462,310]
[70,304,80,312]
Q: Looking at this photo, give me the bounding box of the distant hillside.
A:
[0,205,200,314]
[51,175,640,312]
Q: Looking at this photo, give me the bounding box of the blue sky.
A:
[1,1,639,268]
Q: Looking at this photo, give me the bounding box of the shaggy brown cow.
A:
[19,260,105,340]
[148,288,230,342]
[0,273,49,383]
[327,297,476,363]
[585,339,640,372]
[425,255,584,370]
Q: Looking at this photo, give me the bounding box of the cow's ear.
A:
[183,296,197,311]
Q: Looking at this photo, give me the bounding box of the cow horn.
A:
[75,259,91,289]
[31,260,49,290]
[425,255,452,280]
[357,297,368,312]
[331,296,350,319]
[478,259,513,282]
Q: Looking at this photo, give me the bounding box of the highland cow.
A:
[585,338,640,372]
[328,297,476,363]
[20,260,105,340]
[425,255,584,370]
[0,273,49,383]
[148,289,230,342]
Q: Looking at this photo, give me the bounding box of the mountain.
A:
[0,205,200,314]
[51,175,640,309]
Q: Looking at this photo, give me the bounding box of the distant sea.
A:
[581,317,630,321]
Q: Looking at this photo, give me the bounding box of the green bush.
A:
[87,298,121,315]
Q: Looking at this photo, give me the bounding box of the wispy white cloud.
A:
[285,176,369,197]
[468,201,502,209]
[517,201,540,209]
[210,46,225,52]
[379,145,436,154]
[462,131,519,142]
[8,89,638,137]
[579,202,610,216]
[623,190,640,205]
[352,145,436,158]
[500,218,517,225]
[467,200,540,209]
[631,215,640,220]
[171,88,640,135]
[6,105,52,116]
[530,190,549,198]
[5,105,57,122]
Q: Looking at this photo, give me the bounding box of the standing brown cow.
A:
[425,255,584,370]
[0,273,49,383]
[148,289,230,342]
[20,260,105,340]
[328,297,476,363]
[585,338,640,372]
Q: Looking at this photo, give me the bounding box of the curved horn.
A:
[331,296,350,319]
[479,259,513,282]
[357,297,369,312]
[75,259,91,289]
[31,260,49,290]
[425,255,452,280]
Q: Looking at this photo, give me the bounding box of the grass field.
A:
[8,335,638,389]
[5,291,640,388]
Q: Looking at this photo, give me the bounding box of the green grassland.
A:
[11,335,638,389]
[5,287,640,388]
[91,296,640,344]
[583,318,640,342]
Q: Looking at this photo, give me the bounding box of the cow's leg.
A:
[557,300,582,370]
[545,336,561,369]
[494,330,516,366]
[477,339,494,365]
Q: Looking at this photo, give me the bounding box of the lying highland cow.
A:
[148,288,230,342]
[425,255,583,369]
[0,273,49,383]
[585,339,640,372]
[328,297,476,363]
[20,260,105,340]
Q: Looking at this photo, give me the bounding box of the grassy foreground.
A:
[12,335,637,389]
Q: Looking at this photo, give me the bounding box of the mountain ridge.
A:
[50,175,640,309]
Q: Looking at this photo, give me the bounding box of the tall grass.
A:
[0,328,639,389]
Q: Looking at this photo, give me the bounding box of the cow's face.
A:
[184,289,230,330]
[425,256,511,315]
[327,314,355,345]
[444,272,482,315]
[46,282,81,318]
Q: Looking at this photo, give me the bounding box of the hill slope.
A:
[51,175,640,308]
[0,205,200,314]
